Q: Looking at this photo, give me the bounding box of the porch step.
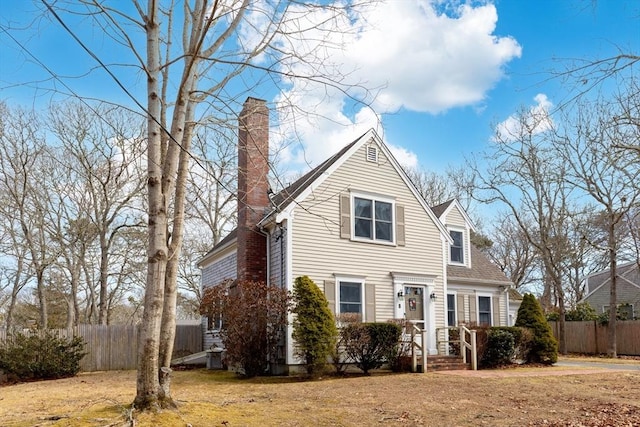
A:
[426,355,469,371]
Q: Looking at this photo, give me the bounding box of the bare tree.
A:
[555,86,640,357]
[186,126,238,247]
[48,102,147,325]
[0,105,60,328]
[487,213,538,291]
[471,104,573,354]
[0,231,31,329]
[405,165,476,211]
[42,0,379,410]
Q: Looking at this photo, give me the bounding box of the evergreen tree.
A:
[515,293,558,364]
[291,276,338,375]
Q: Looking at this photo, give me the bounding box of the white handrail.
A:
[434,325,477,371]
[458,325,477,371]
[409,322,427,373]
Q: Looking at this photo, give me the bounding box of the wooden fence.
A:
[0,324,202,372]
[549,320,640,355]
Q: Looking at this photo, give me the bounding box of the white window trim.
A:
[448,226,466,266]
[604,303,635,317]
[335,275,366,320]
[477,293,493,326]
[350,191,396,245]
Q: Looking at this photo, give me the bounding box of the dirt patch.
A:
[0,368,638,426]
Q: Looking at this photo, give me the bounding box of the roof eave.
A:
[448,276,513,286]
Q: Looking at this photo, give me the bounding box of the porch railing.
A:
[408,321,427,373]
[435,325,477,370]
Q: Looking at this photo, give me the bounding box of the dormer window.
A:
[450,230,464,264]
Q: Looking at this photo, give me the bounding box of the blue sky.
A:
[1,0,638,176]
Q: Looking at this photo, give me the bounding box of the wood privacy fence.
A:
[549,320,640,355]
[0,324,202,372]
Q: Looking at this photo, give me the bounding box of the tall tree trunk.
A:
[158,99,195,403]
[83,263,97,324]
[557,291,567,355]
[134,0,165,410]
[5,257,25,330]
[607,219,617,358]
[98,235,109,325]
[67,262,80,329]
[36,269,48,328]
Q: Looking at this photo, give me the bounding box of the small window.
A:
[340,281,362,315]
[619,304,634,320]
[604,304,634,320]
[478,296,492,326]
[447,294,456,327]
[366,145,378,163]
[354,196,393,242]
[450,230,464,264]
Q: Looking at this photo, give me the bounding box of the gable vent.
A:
[366,145,378,163]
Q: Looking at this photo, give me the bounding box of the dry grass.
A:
[1,364,639,427]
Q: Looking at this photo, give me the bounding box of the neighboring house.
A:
[507,287,524,326]
[197,97,514,372]
[580,262,640,319]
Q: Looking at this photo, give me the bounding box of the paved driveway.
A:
[554,359,640,371]
[435,358,640,378]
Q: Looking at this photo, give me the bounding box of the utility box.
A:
[206,347,224,370]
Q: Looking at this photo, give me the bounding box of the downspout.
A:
[280,225,285,288]
[257,225,270,284]
[505,286,510,326]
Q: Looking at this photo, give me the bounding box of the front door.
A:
[404,286,425,329]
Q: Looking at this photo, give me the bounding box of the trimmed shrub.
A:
[0,330,86,381]
[201,280,290,377]
[515,293,558,364]
[481,329,515,368]
[474,326,532,368]
[331,313,360,374]
[386,320,412,373]
[291,276,338,375]
[341,322,402,375]
[468,325,489,366]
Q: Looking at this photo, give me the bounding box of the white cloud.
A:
[495,93,554,141]
[267,0,521,173]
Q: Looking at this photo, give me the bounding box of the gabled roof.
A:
[586,261,639,289]
[581,261,640,302]
[508,287,524,301]
[199,128,454,267]
[447,244,512,286]
[264,129,451,241]
[196,229,237,267]
[431,198,477,232]
[267,137,360,213]
[431,200,453,218]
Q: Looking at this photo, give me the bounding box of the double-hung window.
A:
[478,296,492,326]
[354,196,393,242]
[339,280,363,319]
[447,294,456,327]
[450,230,464,264]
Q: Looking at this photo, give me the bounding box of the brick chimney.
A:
[237,97,269,283]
